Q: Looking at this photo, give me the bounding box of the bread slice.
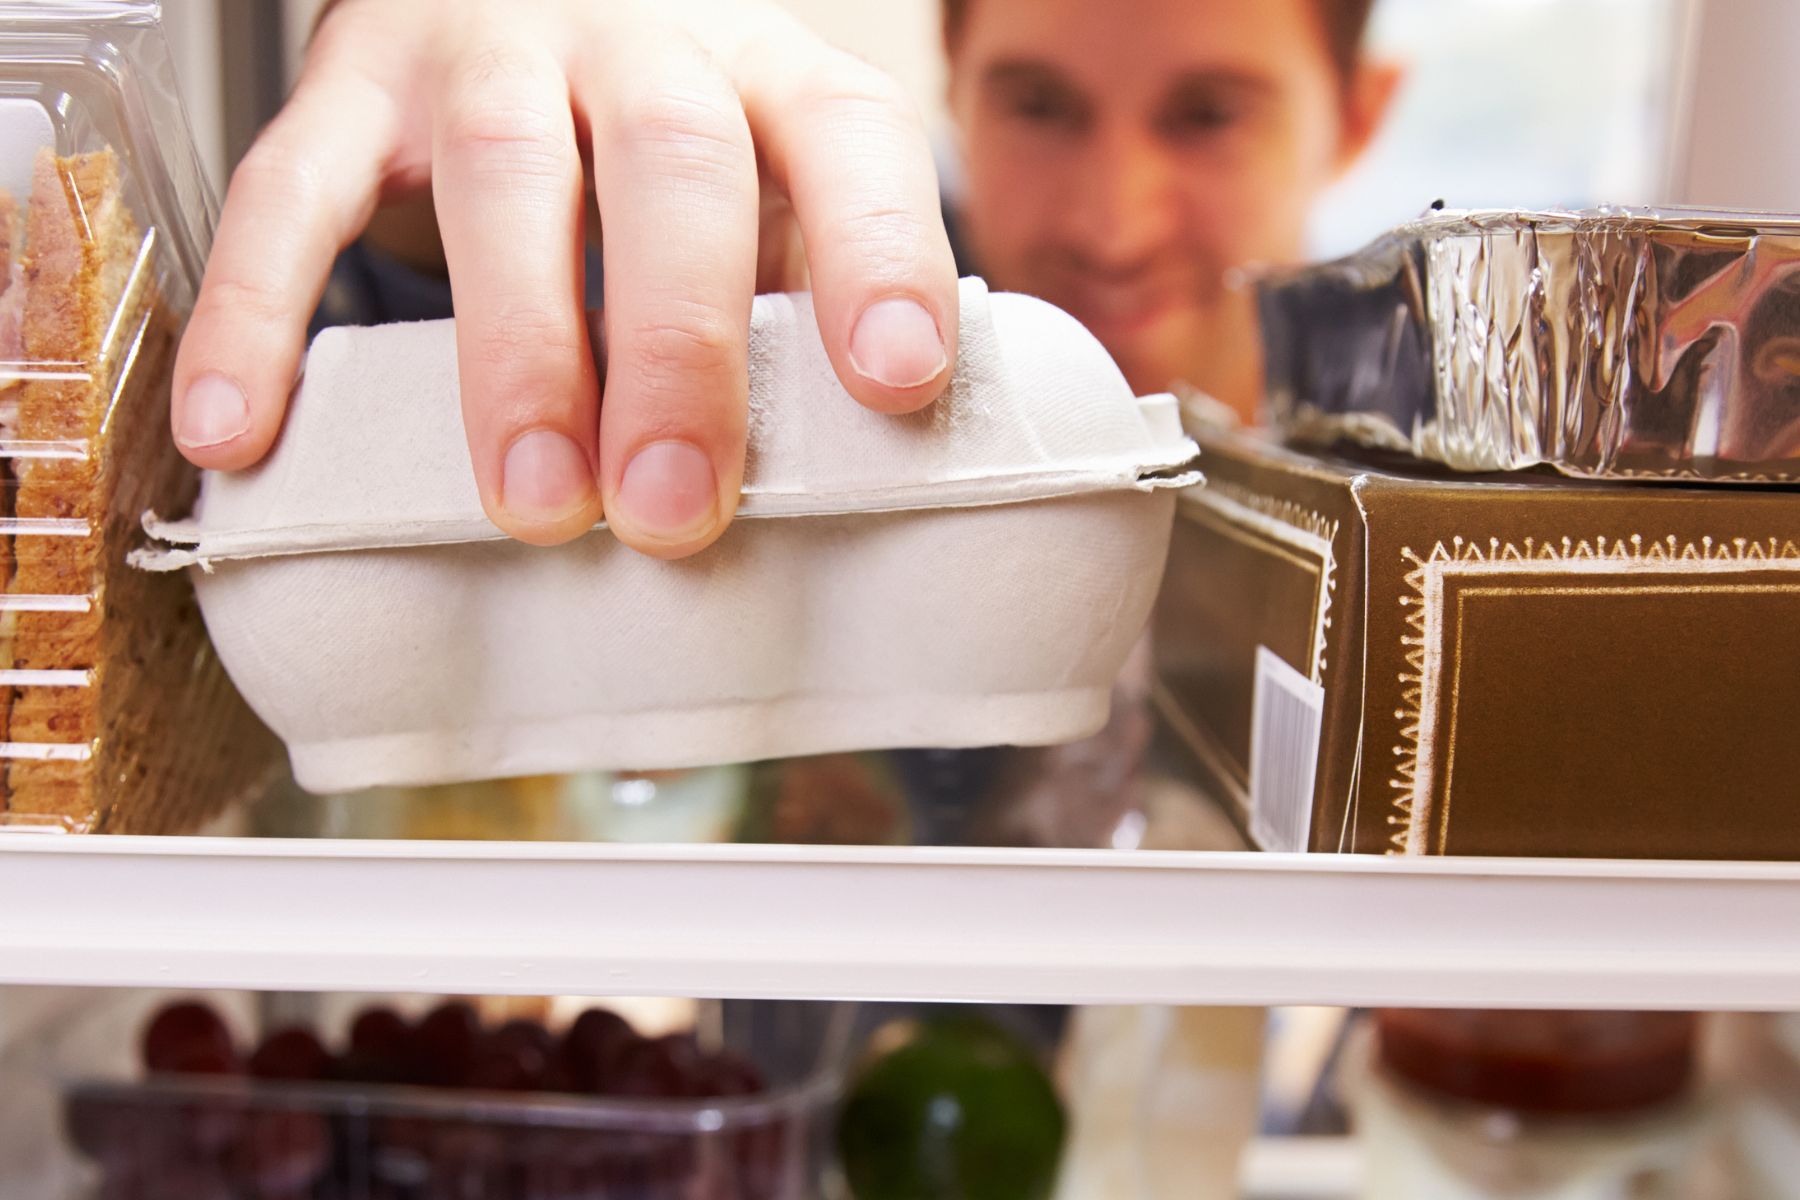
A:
[1,147,276,831]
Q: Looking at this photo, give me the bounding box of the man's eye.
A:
[1160,99,1243,139]
[1006,90,1088,130]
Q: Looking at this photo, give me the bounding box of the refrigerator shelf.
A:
[0,835,1795,1009]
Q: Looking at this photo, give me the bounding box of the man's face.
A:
[948,0,1355,406]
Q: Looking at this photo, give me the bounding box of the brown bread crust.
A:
[3,148,277,831]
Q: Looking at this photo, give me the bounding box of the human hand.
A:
[172,0,958,556]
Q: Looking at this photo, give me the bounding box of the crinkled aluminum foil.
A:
[1259,207,1800,482]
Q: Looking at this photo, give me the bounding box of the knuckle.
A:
[230,137,326,216]
[612,84,747,168]
[794,54,915,126]
[439,103,572,180]
[437,48,573,179]
[447,42,543,96]
[198,274,290,327]
[621,310,740,388]
[829,202,935,266]
[463,303,587,384]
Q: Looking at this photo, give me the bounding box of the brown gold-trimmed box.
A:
[1155,424,1800,859]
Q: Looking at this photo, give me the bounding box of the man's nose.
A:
[1065,124,1180,271]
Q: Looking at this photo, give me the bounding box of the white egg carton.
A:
[139,279,1199,791]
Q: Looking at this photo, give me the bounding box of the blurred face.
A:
[948,0,1379,415]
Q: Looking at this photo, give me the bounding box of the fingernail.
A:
[501,429,596,524]
[616,440,718,543]
[849,297,947,390]
[175,373,250,448]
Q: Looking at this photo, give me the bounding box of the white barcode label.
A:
[1249,645,1324,853]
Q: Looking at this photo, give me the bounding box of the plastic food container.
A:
[141,279,1199,792]
[22,990,854,1200]
[0,1,274,832]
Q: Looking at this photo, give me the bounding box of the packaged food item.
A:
[50,992,853,1200]
[0,3,275,832]
[1261,207,1800,483]
[1352,1010,1708,1200]
[139,278,1199,792]
[1155,419,1800,858]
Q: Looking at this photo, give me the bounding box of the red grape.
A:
[696,1050,766,1098]
[467,1021,553,1093]
[560,1008,636,1093]
[411,1001,481,1087]
[141,1001,236,1075]
[494,1018,555,1055]
[349,1007,412,1063]
[338,1006,414,1084]
[537,1058,576,1096]
[609,1033,704,1098]
[248,1027,331,1082]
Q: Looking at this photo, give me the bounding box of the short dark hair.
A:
[941,0,1377,82]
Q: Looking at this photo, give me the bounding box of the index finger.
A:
[171,64,396,469]
[734,35,959,415]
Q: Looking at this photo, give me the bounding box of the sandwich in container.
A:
[0,1,275,832]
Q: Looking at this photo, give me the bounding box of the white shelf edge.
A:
[0,836,1797,1007]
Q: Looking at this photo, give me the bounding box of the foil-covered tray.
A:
[1259,207,1800,482]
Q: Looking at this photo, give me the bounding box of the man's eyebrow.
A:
[1162,68,1279,102]
[981,59,1279,101]
[980,59,1080,91]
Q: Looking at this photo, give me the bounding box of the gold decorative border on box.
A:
[1179,480,1339,682]
[1388,533,1800,854]
[1167,482,1338,819]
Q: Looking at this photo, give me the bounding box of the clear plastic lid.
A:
[0,2,272,833]
[0,0,212,309]
[0,0,210,437]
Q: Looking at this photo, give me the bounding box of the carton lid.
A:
[139,279,1201,567]
[0,1,213,313]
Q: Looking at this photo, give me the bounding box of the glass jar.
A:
[1353,1010,1710,1200]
